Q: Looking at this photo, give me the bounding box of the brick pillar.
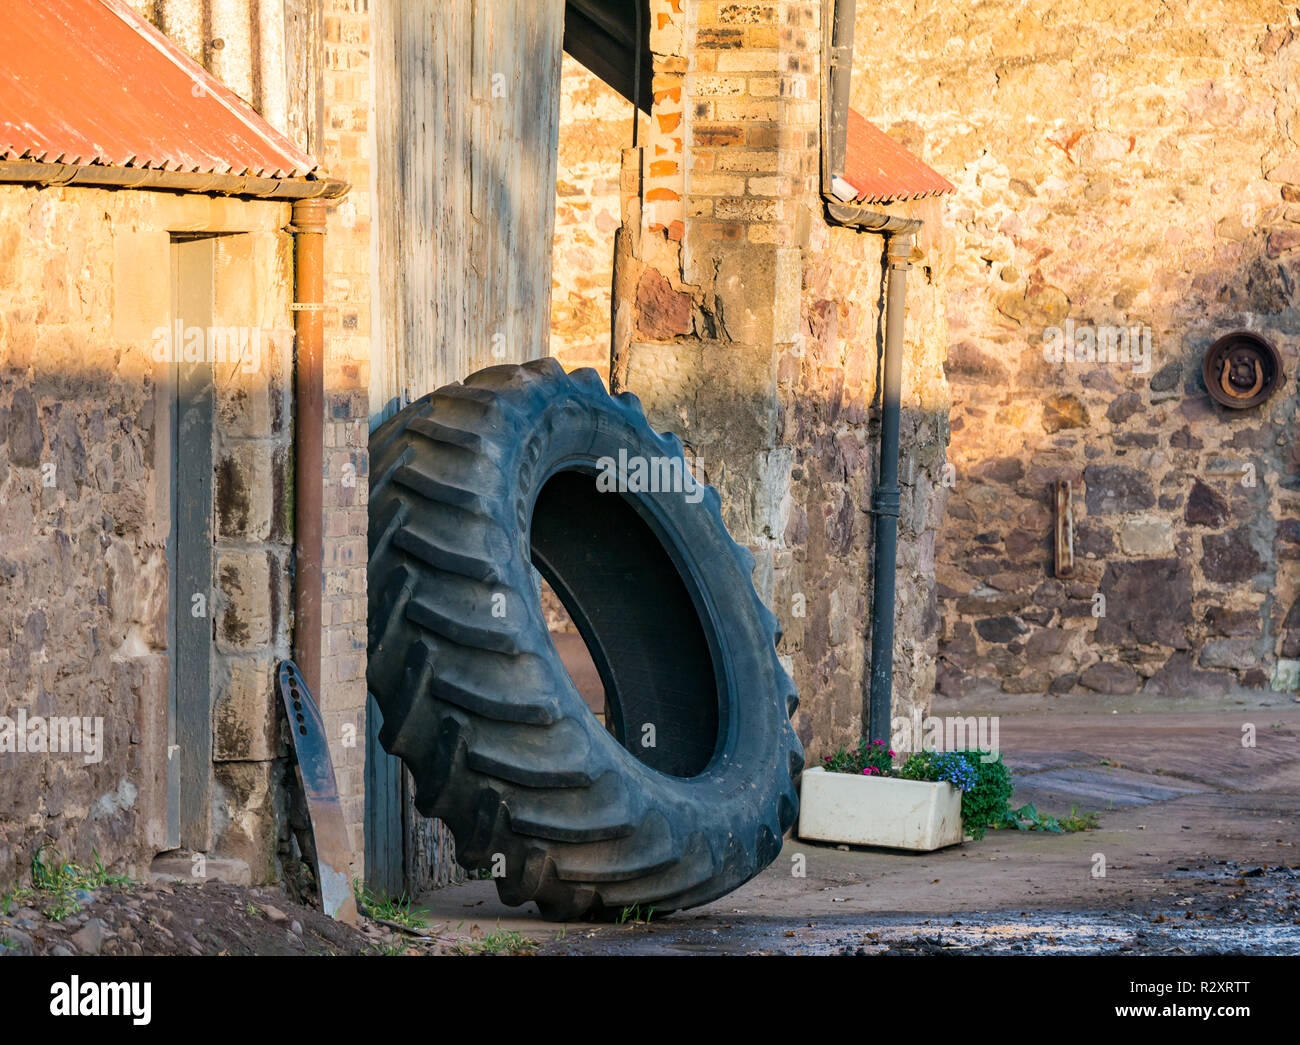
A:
[316,0,373,879]
[615,2,947,760]
[617,0,821,564]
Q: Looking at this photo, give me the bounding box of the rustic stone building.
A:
[0,0,364,890]
[847,1,1300,702]
[2,0,960,899]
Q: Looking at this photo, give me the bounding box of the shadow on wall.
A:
[936,239,1300,702]
[0,192,295,890]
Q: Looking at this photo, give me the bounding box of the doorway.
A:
[167,235,218,853]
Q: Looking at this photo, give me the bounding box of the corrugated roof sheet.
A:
[0,0,318,179]
[841,109,955,204]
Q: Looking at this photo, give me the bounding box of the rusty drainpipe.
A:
[291,198,328,698]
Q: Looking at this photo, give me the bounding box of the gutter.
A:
[0,159,348,200]
[865,231,914,744]
[825,200,921,237]
[829,204,918,744]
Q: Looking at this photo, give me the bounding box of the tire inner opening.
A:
[530,468,722,779]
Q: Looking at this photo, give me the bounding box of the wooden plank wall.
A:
[362,694,402,898]
[370,0,566,424]
[367,0,566,894]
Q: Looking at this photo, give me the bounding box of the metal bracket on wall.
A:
[1053,480,1074,579]
[1202,331,1283,410]
[276,660,359,925]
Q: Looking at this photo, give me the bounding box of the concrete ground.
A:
[415,698,1300,954]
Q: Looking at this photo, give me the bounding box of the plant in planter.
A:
[799,743,1013,850]
[897,749,1013,841]
[820,738,894,777]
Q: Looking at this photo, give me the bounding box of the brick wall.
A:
[317,0,373,877]
[550,55,633,379]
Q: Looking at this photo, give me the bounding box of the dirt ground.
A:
[4,700,1295,956]
[426,700,1300,955]
[0,878,464,957]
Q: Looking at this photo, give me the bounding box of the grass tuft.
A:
[455,928,537,956]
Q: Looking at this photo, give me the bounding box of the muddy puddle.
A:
[540,862,1300,956]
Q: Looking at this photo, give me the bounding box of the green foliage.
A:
[20,847,135,921]
[1002,803,1061,833]
[1002,802,1099,833]
[897,750,978,791]
[1058,805,1100,832]
[895,749,1012,840]
[821,741,1017,842]
[896,751,933,780]
[950,751,1013,840]
[617,904,655,925]
[455,929,537,955]
[354,881,429,931]
[0,887,31,917]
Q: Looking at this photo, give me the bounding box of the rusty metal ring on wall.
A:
[1201,331,1283,409]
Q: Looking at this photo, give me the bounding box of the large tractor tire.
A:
[367,358,802,920]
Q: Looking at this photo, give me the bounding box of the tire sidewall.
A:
[498,386,791,809]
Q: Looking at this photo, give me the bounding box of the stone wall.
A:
[0,187,293,888]
[122,0,374,880]
[597,0,952,762]
[1,1,377,891]
[786,206,950,750]
[851,1,1300,701]
[208,226,298,882]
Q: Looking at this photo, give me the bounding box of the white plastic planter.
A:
[798,767,964,851]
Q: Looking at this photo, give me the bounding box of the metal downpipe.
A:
[867,232,913,743]
[824,0,857,197]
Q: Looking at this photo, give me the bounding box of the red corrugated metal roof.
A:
[0,0,318,179]
[841,109,955,204]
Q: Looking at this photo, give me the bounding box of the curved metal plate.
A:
[276,660,359,925]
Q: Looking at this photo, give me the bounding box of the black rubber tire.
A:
[367,358,802,920]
